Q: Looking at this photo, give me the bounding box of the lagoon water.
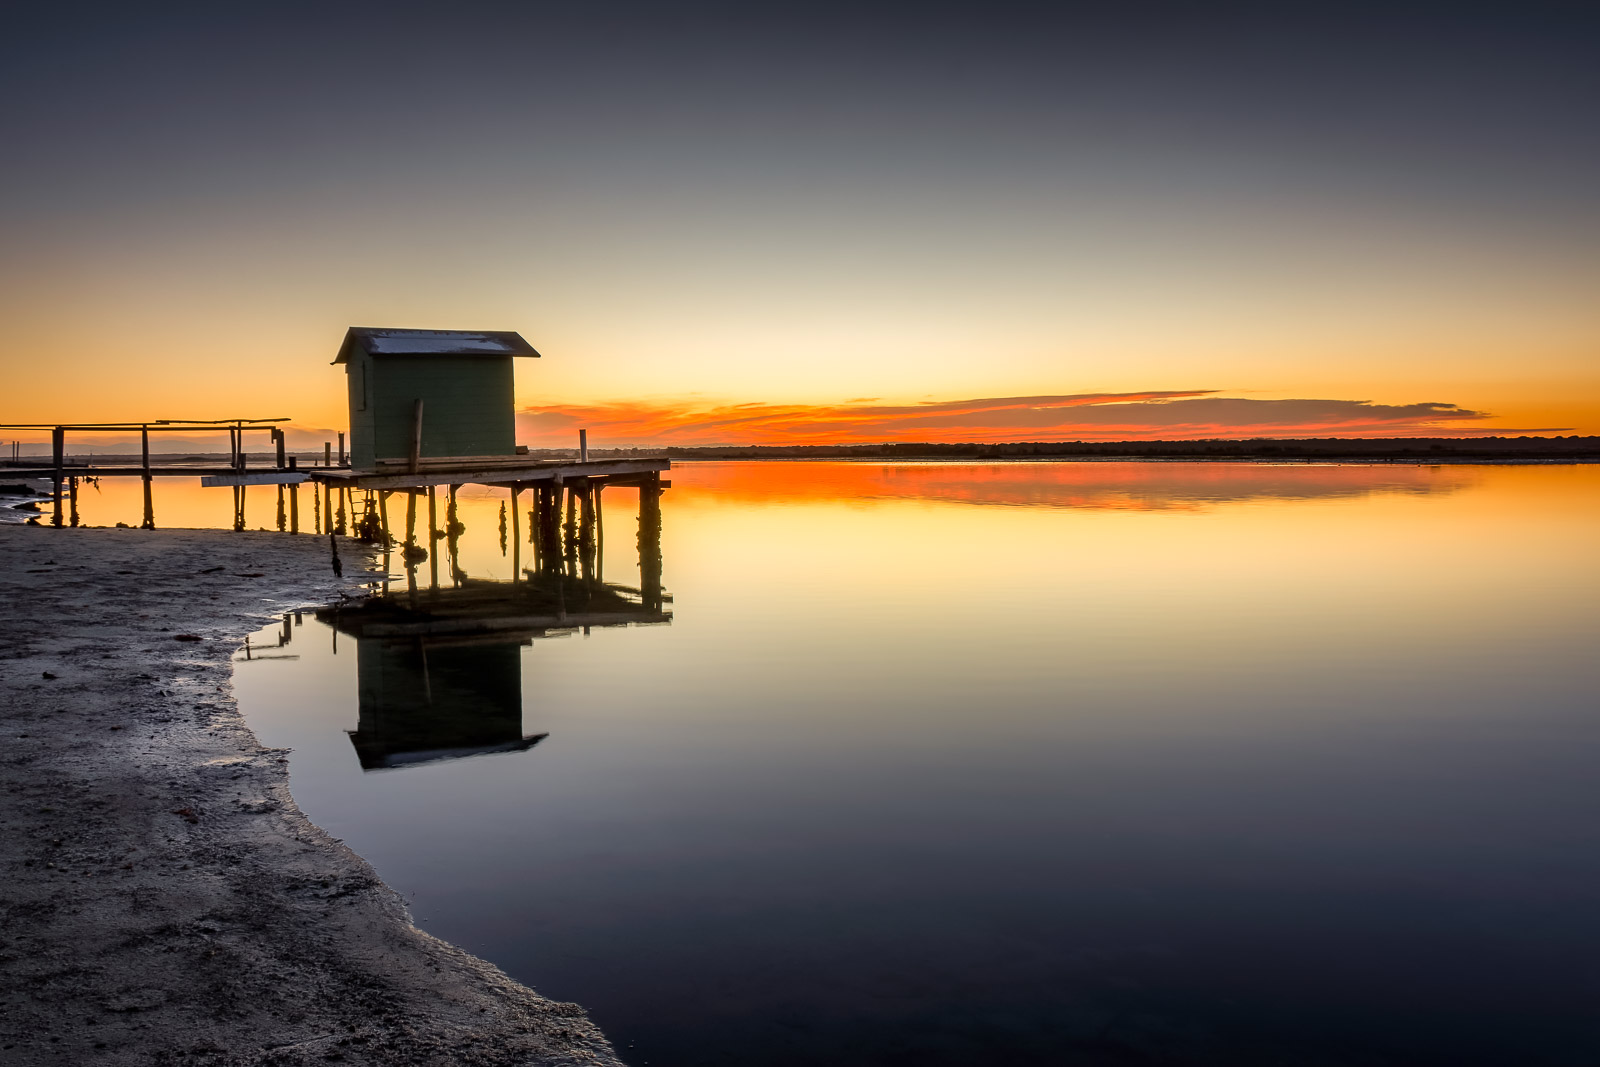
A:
[197,462,1597,1063]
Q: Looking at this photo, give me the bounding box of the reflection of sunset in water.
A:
[232,459,1600,1067]
[664,460,1486,510]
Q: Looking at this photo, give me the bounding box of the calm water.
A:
[219,462,1600,1066]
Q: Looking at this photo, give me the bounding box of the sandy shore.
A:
[0,525,623,1066]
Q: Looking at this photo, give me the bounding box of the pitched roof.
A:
[334,327,541,364]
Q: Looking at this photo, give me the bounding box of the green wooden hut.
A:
[334,327,541,472]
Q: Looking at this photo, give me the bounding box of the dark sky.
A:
[2,2,1596,435]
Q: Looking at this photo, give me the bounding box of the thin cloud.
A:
[517,391,1506,446]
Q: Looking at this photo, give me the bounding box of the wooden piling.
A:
[579,480,595,582]
[427,486,439,589]
[639,471,662,612]
[289,484,299,534]
[564,483,578,573]
[68,476,79,527]
[324,441,332,467]
[51,426,63,527]
[379,491,390,546]
[405,489,417,547]
[313,483,321,534]
[276,485,286,531]
[338,432,345,466]
[510,485,521,581]
[275,428,287,469]
[138,425,155,529]
[594,484,605,582]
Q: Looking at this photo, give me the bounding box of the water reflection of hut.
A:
[318,575,669,771]
[349,637,539,770]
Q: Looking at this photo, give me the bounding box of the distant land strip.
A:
[7,437,1597,468]
[562,436,1600,462]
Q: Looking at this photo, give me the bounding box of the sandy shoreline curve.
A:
[0,525,623,1067]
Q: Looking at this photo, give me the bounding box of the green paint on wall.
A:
[345,347,518,470]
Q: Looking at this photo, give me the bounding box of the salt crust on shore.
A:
[0,526,623,1067]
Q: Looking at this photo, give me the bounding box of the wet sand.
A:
[0,525,622,1066]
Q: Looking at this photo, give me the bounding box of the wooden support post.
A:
[313,483,321,535]
[324,441,332,467]
[68,476,79,527]
[276,485,286,531]
[639,472,662,612]
[289,484,299,534]
[579,480,595,582]
[337,487,347,534]
[541,485,561,572]
[427,486,439,589]
[378,491,391,546]
[140,425,154,529]
[338,432,346,466]
[563,482,578,575]
[235,485,248,531]
[275,428,287,469]
[51,426,63,526]
[579,428,588,463]
[405,489,417,546]
[510,485,521,581]
[447,484,461,586]
[409,399,424,474]
[594,483,605,582]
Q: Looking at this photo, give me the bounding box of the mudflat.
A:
[0,525,622,1067]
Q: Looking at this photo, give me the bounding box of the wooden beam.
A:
[200,472,310,487]
[409,399,424,474]
[319,457,668,491]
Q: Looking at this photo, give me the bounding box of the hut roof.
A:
[334,327,541,364]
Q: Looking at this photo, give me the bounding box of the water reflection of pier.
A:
[314,513,669,771]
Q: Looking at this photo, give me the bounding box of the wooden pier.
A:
[0,418,310,529]
[1,421,668,539]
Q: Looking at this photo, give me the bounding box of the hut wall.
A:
[347,348,518,470]
[345,350,377,470]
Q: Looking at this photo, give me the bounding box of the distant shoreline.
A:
[4,435,1597,469]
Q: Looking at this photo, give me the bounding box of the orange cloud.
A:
[518,392,1524,446]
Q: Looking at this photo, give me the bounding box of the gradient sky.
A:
[2,3,1596,445]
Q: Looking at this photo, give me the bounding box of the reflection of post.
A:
[51,426,63,527]
[289,484,299,534]
[639,472,662,612]
[140,425,155,530]
[69,476,79,527]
